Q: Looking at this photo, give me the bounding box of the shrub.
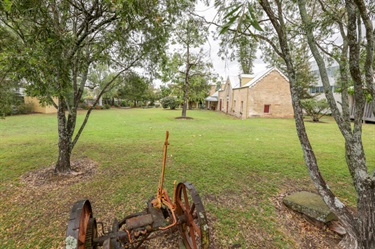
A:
[103,104,111,109]
[161,96,179,110]
[301,98,329,122]
[137,101,144,107]
[161,99,169,109]
[0,105,13,117]
[78,102,88,109]
[15,102,34,114]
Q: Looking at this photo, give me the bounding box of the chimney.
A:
[209,84,216,95]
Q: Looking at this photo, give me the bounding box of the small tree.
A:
[301,98,330,122]
[162,15,212,117]
[117,72,150,107]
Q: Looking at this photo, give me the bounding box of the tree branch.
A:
[71,55,142,148]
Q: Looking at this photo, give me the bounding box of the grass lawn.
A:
[0,108,374,248]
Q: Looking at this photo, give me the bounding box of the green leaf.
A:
[3,0,12,12]
[223,4,241,19]
[250,19,262,31]
[220,22,232,35]
[220,14,239,35]
[247,3,262,31]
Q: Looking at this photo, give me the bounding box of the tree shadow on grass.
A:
[175,116,194,120]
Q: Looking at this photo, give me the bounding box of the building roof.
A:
[241,73,254,79]
[238,67,289,89]
[205,91,218,101]
[228,76,241,88]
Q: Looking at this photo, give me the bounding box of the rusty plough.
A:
[66,131,210,249]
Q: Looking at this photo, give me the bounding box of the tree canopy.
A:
[117,71,150,106]
[161,15,212,116]
[0,0,196,173]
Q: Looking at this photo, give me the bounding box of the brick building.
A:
[207,67,294,119]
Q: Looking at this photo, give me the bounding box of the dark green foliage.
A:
[161,96,179,109]
[161,15,212,117]
[15,102,34,115]
[301,99,330,122]
[117,72,150,107]
[0,90,31,117]
[160,85,172,99]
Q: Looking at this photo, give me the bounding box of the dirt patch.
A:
[272,193,341,249]
[175,116,194,120]
[15,158,341,248]
[203,189,341,249]
[20,157,98,189]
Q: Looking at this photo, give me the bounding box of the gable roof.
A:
[238,67,289,89]
[227,75,241,89]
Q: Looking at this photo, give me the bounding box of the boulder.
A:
[283,191,337,223]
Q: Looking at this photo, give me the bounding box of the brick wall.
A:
[247,71,293,118]
[24,96,57,114]
[219,69,294,119]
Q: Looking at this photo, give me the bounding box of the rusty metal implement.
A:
[66,131,210,249]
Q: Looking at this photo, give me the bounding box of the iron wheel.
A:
[66,199,95,249]
[175,182,210,249]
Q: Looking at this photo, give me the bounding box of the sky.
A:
[153,3,267,88]
[195,3,267,82]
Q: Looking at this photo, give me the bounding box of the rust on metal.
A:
[126,214,153,230]
[152,131,169,209]
[66,131,210,249]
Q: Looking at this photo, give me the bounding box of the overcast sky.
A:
[154,3,267,87]
[195,3,267,81]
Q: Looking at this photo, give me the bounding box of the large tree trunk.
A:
[181,82,189,117]
[55,135,72,173]
[338,182,375,249]
[357,186,375,248]
[54,97,76,173]
[257,1,367,248]
[181,42,191,118]
[55,102,72,173]
[342,140,375,249]
[295,0,375,247]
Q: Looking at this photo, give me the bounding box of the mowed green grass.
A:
[0,108,374,248]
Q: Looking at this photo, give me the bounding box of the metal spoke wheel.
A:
[66,199,97,249]
[175,182,210,249]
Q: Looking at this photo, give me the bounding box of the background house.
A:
[16,88,57,114]
[205,84,218,110]
[24,96,57,114]
[208,67,294,119]
[309,61,342,113]
[217,75,242,114]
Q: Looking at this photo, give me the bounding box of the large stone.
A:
[283,191,337,223]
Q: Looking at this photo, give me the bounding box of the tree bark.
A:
[181,42,191,118]
[357,187,375,248]
[256,0,365,247]
[296,0,375,247]
[55,98,73,173]
[182,80,189,117]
